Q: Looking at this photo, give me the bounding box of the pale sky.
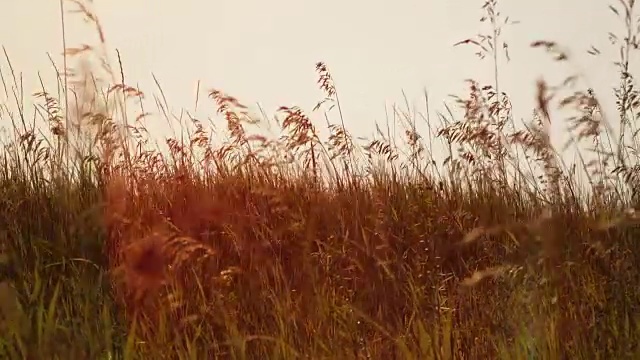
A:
[1,0,635,167]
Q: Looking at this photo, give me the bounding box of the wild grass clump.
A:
[1,0,640,358]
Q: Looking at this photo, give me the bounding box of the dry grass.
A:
[1,0,640,358]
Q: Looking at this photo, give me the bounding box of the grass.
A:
[1,0,640,358]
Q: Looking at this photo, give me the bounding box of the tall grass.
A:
[1,0,640,358]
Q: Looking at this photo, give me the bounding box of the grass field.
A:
[1,0,640,359]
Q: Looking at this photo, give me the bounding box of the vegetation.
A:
[1,0,640,358]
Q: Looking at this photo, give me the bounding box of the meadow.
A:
[1,0,640,358]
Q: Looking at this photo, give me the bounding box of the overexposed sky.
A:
[0,0,635,163]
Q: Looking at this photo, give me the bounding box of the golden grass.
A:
[1,0,640,358]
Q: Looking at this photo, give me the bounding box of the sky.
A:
[0,0,636,167]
